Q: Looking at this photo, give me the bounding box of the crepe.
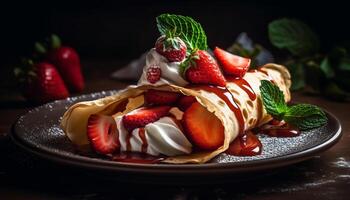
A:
[61,63,291,164]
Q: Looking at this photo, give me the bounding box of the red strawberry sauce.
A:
[138,128,148,153]
[112,128,164,164]
[225,76,256,101]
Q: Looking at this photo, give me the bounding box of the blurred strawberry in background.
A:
[35,34,85,93]
[14,59,69,103]
[14,34,84,104]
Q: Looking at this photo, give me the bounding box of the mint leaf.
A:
[268,18,319,56]
[156,14,207,51]
[284,104,327,130]
[260,80,328,130]
[259,80,288,120]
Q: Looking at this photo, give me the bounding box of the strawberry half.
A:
[144,89,180,105]
[184,50,226,87]
[122,106,171,132]
[182,102,224,150]
[214,47,251,78]
[87,114,120,154]
[155,35,187,62]
[177,96,196,111]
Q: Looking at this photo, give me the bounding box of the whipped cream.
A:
[138,48,188,86]
[114,114,192,156]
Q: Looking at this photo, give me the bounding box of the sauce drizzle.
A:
[226,77,256,101]
[138,128,148,153]
[226,131,262,156]
[259,120,301,137]
[126,133,132,152]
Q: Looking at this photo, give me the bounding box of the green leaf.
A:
[284,104,327,130]
[338,58,350,71]
[288,62,305,90]
[320,57,335,78]
[50,34,61,49]
[323,81,350,101]
[268,18,319,56]
[329,47,347,60]
[156,14,207,51]
[259,80,288,120]
[34,42,47,55]
[304,60,324,92]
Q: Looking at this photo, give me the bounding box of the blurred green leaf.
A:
[288,62,305,90]
[320,57,335,79]
[329,47,347,60]
[323,81,350,101]
[268,19,319,56]
[335,71,350,92]
[338,58,350,71]
[304,60,325,92]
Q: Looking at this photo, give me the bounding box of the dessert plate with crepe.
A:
[11,14,342,180]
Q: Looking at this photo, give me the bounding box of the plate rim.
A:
[10,95,343,175]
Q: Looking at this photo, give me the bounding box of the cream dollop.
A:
[138,48,188,86]
[114,115,192,156]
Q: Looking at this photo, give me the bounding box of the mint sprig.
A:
[284,104,327,130]
[156,14,207,51]
[260,80,327,130]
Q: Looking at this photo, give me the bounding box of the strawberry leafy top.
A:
[156,14,208,51]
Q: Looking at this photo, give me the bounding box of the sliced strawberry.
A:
[214,47,251,78]
[177,96,196,111]
[87,114,120,154]
[122,106,171,132]
[146,65,161,84]
[144,89,180,105]
[226,131,262,156]
[155,35,187,62]
[185,50,226,87]
[182,102,224,150]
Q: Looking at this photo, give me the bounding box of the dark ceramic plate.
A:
[11,91,342,182]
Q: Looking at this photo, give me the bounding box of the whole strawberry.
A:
[183,50,226,87]
[47,35,84,92]
[15,59,69,103]
[35,34,84,93]
[155,35,187,62]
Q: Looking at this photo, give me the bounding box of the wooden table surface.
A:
[0,60,349,200]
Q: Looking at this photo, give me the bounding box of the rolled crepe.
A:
[61,63,291,164]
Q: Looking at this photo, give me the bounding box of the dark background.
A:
[1,0,350,95]
[1,2,350,199]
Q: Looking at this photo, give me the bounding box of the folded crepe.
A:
[61,63,291,164]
